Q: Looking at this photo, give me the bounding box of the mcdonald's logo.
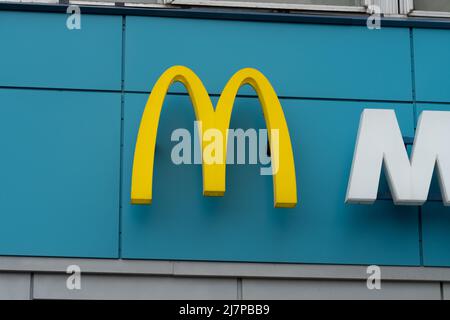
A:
[131,66,297,208]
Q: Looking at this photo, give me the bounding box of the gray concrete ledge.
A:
[1,256,450,282]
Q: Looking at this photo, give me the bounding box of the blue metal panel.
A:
[421,201,450,267]
[416,104,450,266]
[0,89,120,258]
[414,28,450,103]
[121,93,419,265]
[125,17,412,101]
[0,11,122,91]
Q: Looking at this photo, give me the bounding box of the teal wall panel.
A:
[414,28,450,103]
[416,104,450,266]
[125,17,413,101]
[0,89,120,258]
[121,93,419,265]
[4,10,449,266]
[421,201,450,267]
[0,11,122,90]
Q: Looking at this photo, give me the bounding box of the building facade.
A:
[1,0,450,299]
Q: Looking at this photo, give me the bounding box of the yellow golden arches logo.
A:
[131,66,297,208]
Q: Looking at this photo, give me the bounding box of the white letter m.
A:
[346,109,450,206]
